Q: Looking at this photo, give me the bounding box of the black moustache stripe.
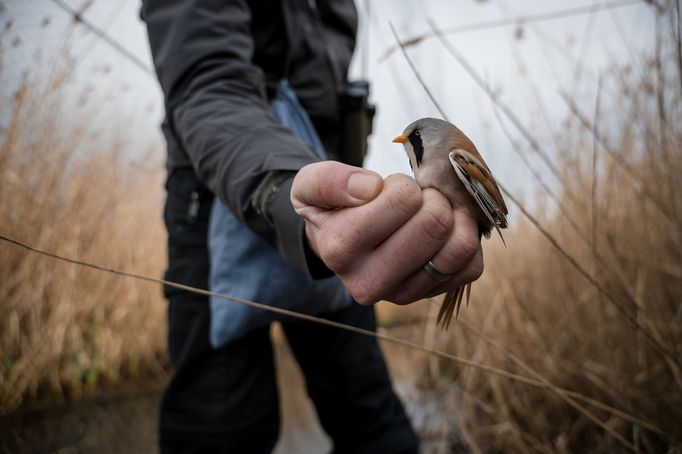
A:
[409,133,423,167]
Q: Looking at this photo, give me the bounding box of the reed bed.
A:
[393,20,682,452]
[0,67,168,415]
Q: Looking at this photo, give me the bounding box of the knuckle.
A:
[461,237,480,262]
[384,175,422,216]
[441,235,480,270]
[420,199,453,242]
[347,271,389,305]
[318,233,348,270]
[308,175,328,202]
[454,229,481,263]
[347,282,378,305]
[465,254,485,282]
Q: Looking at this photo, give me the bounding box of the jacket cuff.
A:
[270,177,334,280]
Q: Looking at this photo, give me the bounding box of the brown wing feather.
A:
[452,154,508,215]
[447,126,508,215]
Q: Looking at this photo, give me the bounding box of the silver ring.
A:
[423,260,453,282]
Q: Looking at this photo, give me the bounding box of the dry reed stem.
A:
[4,232,638,409]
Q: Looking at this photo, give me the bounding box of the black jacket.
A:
[142,0,357,275]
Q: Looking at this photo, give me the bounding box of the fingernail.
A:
[347,172,382,202]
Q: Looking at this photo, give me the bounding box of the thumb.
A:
[291,161,383,211]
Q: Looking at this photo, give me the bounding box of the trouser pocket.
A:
[163,167,214,298]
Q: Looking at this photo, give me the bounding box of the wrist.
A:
[261,173,334,279]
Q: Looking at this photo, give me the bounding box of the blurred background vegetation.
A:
[1,0,681,452]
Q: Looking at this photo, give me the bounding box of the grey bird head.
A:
[392,117,455,170]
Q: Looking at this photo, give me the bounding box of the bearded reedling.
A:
[393,117,508,328]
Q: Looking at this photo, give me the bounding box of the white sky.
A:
[1,0,657,199]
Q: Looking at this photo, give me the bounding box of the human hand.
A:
[290,161,484,305]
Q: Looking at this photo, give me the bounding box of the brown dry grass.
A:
[0,64,168,415]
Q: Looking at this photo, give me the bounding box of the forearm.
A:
[172,85,317,226]
[143,0,323,274]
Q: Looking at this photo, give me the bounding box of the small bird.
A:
[393,117,508,328]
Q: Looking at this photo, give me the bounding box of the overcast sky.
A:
[1,0,657,199]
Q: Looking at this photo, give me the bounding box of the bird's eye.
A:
[414,129,421,136]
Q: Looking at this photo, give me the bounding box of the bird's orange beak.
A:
[392,134,408,144]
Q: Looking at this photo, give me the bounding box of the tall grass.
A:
[0,64,168,415]
[404,13,682,452]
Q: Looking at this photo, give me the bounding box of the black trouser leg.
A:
[160,168,279,453]
[282,303,420,454]
[159,296,280,454]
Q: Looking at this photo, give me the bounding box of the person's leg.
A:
[282,303,419,454]
[159,168,279,453]
[159,298,279,453]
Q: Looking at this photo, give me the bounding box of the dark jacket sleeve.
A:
[141,0,325,276]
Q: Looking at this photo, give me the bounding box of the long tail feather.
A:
[436,289,457,328]
[495,226,507,246]
[454,286,465,320]
[437,284,473,329]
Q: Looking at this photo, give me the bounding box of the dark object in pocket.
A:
[338,80,376,167]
